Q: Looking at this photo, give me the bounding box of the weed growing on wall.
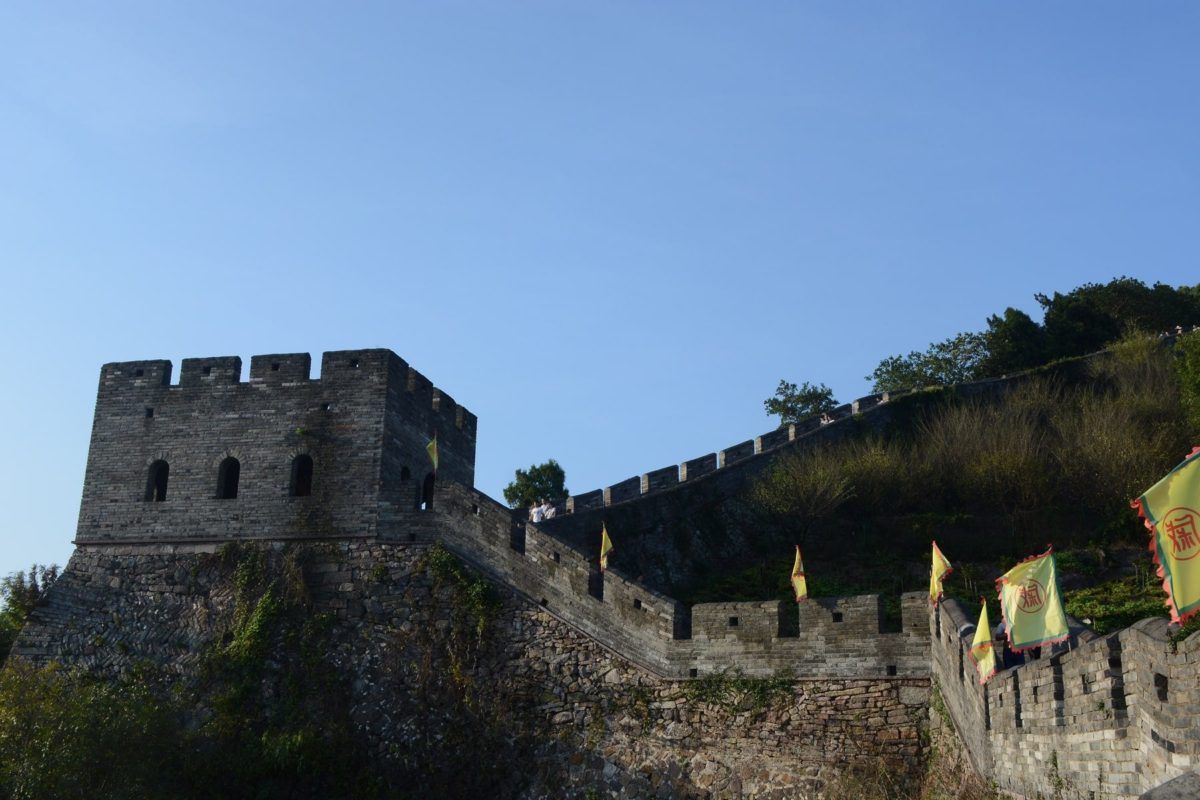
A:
[680,668,795,713]
[382,543,540,798]
[0,544,379,800]
[426,542,500,641]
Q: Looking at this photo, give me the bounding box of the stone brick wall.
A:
[14,540,929,799]
[932,597,1200,799]
[418,481,929,680]
[76,350,475,545]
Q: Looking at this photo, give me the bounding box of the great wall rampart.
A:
[12,347,1200,798]
[932,598,1200,799]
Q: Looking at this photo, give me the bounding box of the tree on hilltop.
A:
[763,380,838,425]
[867,331,988,393]
[863,279,1200,394]
[503,460,568,509]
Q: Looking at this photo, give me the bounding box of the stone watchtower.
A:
[75,349,476,545]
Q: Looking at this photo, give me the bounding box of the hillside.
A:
[680,328,1200,634]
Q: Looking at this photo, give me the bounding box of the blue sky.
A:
[1,3,1197,577]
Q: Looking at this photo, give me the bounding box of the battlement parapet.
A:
[718,440,755,468]
[932,597,1200,799]
[249,353,312,384]
[79,350,476,545]
[413,479,927,680]
[98,351,474,433]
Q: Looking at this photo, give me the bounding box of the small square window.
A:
[1155,673,1169,702]
[202,366,212,376]
[321,402,331,411]
[832,612,844,623]
[689,668,698,678]
[271,362,280,371]
[144,407,154,418]
[349,359,360,369]
[552,552,560,564]
[134,368,144,377]
[728,616,739,627]
[887,665,897,676]
[633,598,643,610]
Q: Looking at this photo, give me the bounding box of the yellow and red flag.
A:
[791,545,808,602]
[599,524,613,573]
[930,541,952,606]
[1132,447,1200,624]
[996,547,1069,653]
[969,600,997,685]
[426,433,439,472]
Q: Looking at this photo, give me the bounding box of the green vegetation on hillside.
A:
[723,328,1198,625]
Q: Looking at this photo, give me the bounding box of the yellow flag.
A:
[930,541,952,606]
[969,600,997,685]
[426,434,438,472]
[791,545,808,602]
[996,548,1069,653]
[1133,446,1200,624]
[600,524,613,573]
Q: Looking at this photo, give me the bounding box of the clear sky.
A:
[1,3,1197,578]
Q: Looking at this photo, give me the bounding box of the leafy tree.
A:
[0,565,58,665]
[980,307,1048,376]
[0,661,187,800]
[763,380,837,425]
[1038,277,1200,359]
[867,331,989,393]
[502,460,568,509]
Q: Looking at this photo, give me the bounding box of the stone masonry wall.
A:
[932,597,1200,799]
[14,540,929,799]
[400,481,929,680]
[77,350,475,545]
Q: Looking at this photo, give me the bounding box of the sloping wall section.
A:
[932,598,1200,799]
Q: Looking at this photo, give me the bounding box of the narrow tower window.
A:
[145,460,169,502]
[216,457,241,499]
[421,473,435,510]
[290,454,314,497]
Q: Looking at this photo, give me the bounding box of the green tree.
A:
[502,460,568,508]
[868,331,989,393]
[763,380,837,425]
[980,307,1048,376]
[0,661,187,800]
[0,565,58,665]
[1037,277,1200,359]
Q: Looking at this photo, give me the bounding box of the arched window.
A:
[290,454,314,497]
[145,460,169,502]
[400,466,411,481]
[216,457,241,499]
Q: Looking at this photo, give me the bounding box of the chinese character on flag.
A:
[1133,446,1200,624]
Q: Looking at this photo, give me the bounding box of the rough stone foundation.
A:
[16,541,930,799]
